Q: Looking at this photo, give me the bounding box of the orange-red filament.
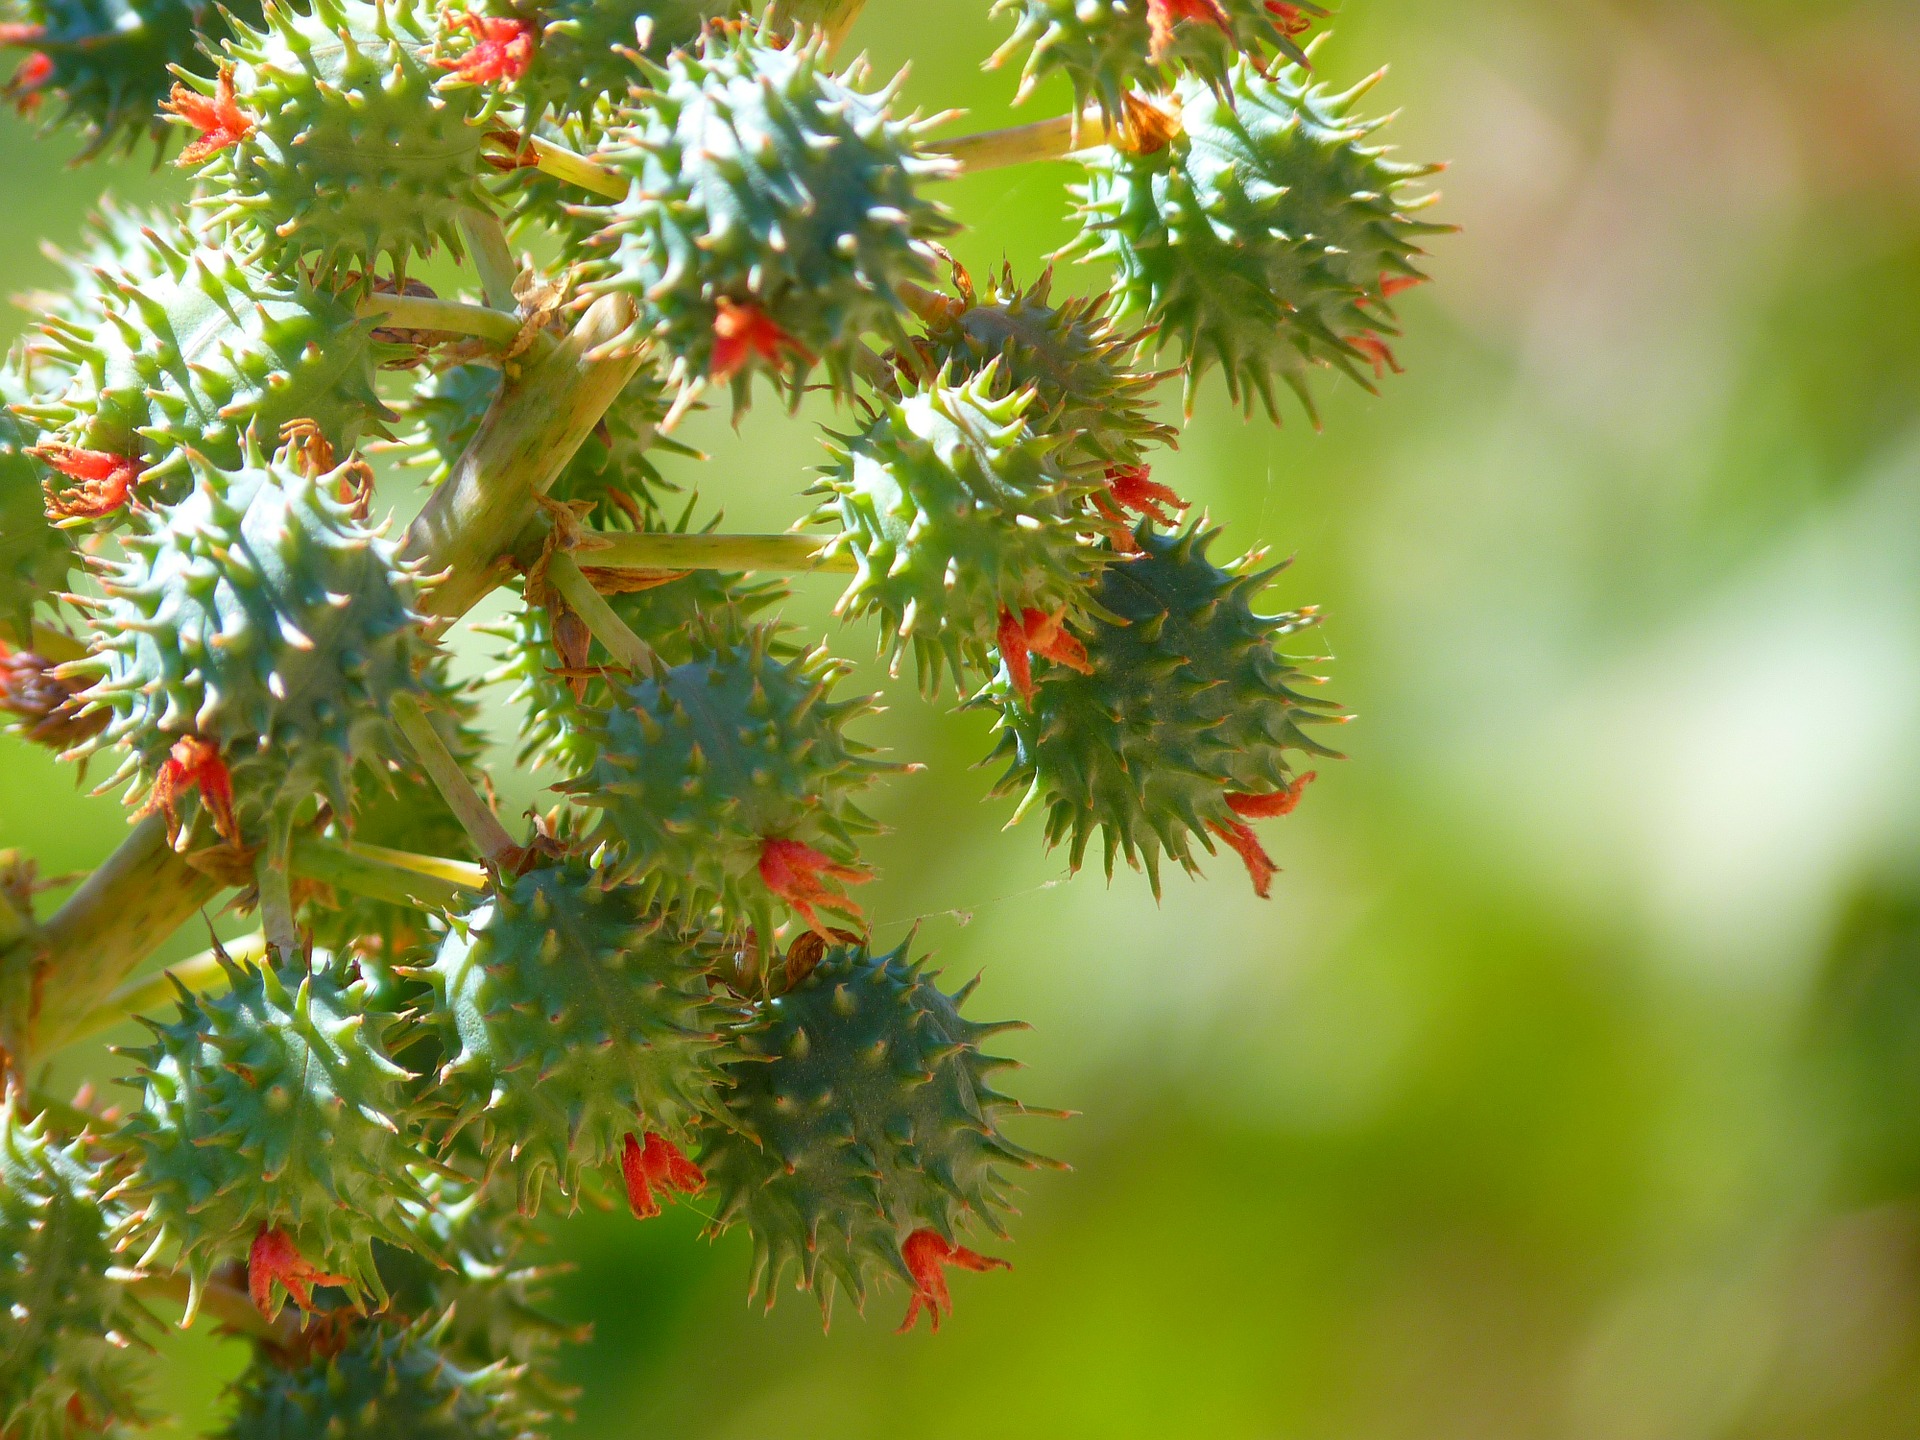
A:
[758,837,871,939]
[897,1229,1010,1333]
[620,1132,704,1219]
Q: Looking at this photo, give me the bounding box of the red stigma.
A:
[164,66,251,166]
[4,44,50,111]
[1351,332,1402,379]
[710,298,810,382]
[144,736,239,847]
[247,1227,349,1318]
[1265,1,1312,35]
[758,837,871,939]
[1225,771,1316,819]
[620,1132,705,1219]
[1093,463,1187,550]
[1208,819,1277,898]
[1146,0,1233,63]
[34,444,144,519]
[897,1229,1009,1333]
[438,11,535,84]
[996,607,1092,707]
[1379,273,1426,299]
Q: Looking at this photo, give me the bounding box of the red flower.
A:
[248,1226,349,1318]
[1146,0,1232,63]
[34,444,144,519]
[1,34,51,113]
[758,837,871,939]
[144,736,239,847]
[710,298,811,382]
[996,607,1092,707]
[1209,772,1317,897]
[620,1132,704,1219]
[897,1229,1010,1333]
[1225,770,1316,820]
[1265,1,1312,35]
[1351,332,1402,379]
[1092,463,1187,550]
[437,11,536,84]
[164,66,251,166]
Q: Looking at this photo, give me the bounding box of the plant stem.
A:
[357,293,522,347]
[391,693,520,868]
[578,530,854,574]
[132,1269,294,1344]
[934,112,1109,174]
[289,835,487,907]
[458,208,521,312]
[515,135,628,200]
[68,937,263,1046]
[546,553,653,669]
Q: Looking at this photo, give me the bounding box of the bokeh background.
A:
[7,0,1920,1434]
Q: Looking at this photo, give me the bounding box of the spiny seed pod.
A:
[812,365,1102,695]
[897,264,1174,478]
[559,620,888,944]
[989,0,1325,126]
[22,222,392,507]
[484,548,785,773]
[581,21,957,406]
[701,942,1052,1324]
[423,859,732,1212]
[74,447,429,845]
[1063,62,1447,422]
[401,362,689,527]
[0,373,71,643]
[0,1099,157,1440]
[985,521,1342,893]
[217,1311,540,1440]
[180,0,495,281]
[113,952,427,1320]
[0,0,263,158]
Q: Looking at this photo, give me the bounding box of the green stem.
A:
[546,553,653,669]
[519,135,628,200]
[357,293,522,347]
[457,208,521,312]
[255,830,297,958]
[288,835,487,909]
[578,530,854,574]
[391,693,519,868]
[934,112,1110,174]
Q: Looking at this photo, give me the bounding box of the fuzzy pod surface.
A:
[425,859,732,1211]
[581,21,957,406]
[986,522,1341,889]
[559,621,887,942]
[1063,62,1444,421]
[75,450,430,843]
[25,223,392,494]
[184,0,494,280]
[0,1100,155,1440]
[701,942,1049,1317]
[115,953,428,1318]
[216,1311,540,1440]
[990,0,1323,127]
[0,0,263,156]
[814,365,1101,695]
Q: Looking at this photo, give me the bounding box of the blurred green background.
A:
[7,0,1920,1434]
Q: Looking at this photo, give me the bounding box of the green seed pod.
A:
[483,533,785,773]
[988,0,1324,126]
[22,219,392,497]
[898,264,1174,477]
[812,365,1101,696]
[217,1311,540,1440]
[558,620,887,944]
[0,367,71,644]
[400,361,689,527]
[183,0,495,281]
[423,858,732,1211]
[984,522,1342,891]
[581,21,957,407]
[0,0,263,158]
[114,952,428,1320]
[0,1099,156,1440]
[75,446,430,845]
[1062,62,1446,422]
[701,942,1051,1319]
[491,0,735,131]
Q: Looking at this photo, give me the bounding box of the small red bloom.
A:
[897,1229,1010,1333]
[620,1132,705,1219]
[1146,0,1232,63]
[2,37,51,113]
[1351,332,1402,379]
[996,607,1092,707]
[1208,818,1277,898]
[758,837,871,939]
[1265,1,1311,35]
[163,66,251,166]
[145,736,239,847]
[248,1226,349,1318]
[34,444,144,519]
[1225,770,1316,820]
[1093,463,1187,550]
[710,298,811,382]
[437,11,535,84]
